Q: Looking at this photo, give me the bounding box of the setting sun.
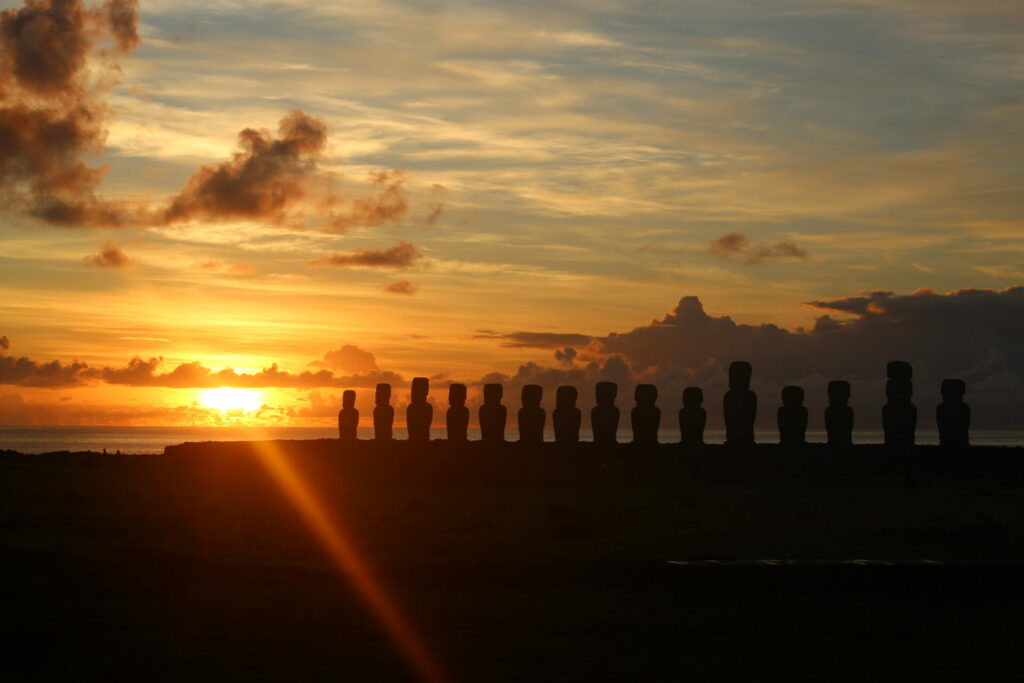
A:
[199,388,264,413]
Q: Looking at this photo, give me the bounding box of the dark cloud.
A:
[475,287,1024,429]
[314,344,379,374]
[474,330,594,349]
[554,346,577,366]
[83,241,130,267]
[424,183,447,226]
[322,169,409,232]
[308,240,422,269]
[0,350,90,388]
[0,335,9,351]
[709,232,809,264]
[0,0,139,227]
[384,280,419,295]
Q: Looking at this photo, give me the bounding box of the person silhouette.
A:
[937,378,970,448]
[679,386,706,446]
[373,383,394,440]
[518,384,546,444]
[338,389,359,441]
[553,385,581,444]
[406,377,432,443]
[591,381,620,446]
[479,383,507,442]
[825,380,853,447]
[631,384,660,445]
[446,383,469,442]
[724,361,757,447]
[777,385,808,446]
[883,361,916,447]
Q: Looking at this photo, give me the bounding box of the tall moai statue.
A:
[373,383,394,440]
[777,385,808,446]
[518,384,546,444]
[679,386,706,446]
[724,361,757,447]
[406,377,433,443]
[937,378,970,448]
[553,385,581,445]
[591,381,620,446]
[479,383,507,442]
[338,389,359,441]
[446,383,469,442]
[883,361,916,447]
[631,384,660,445]
[825,380,853,447]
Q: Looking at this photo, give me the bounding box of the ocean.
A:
[1,426,1023,454]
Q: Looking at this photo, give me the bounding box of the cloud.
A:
[317,344,379,374]
[83,241,131,267]
[192,259,257,276]
[384,280,419,295]
[0,347,90,388]
[554,346,577,366]
[424,183,448,226]
[709,233,810,264]
[474,330,594,349]
[161,111,410,231]
[0,335,9,351]
[0,0,139,227]
[308,240,422,269]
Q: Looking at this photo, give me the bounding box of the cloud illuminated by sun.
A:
[199,388,264,413]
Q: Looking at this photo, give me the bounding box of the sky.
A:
[0,0,1022,428]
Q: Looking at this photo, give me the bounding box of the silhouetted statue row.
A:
[337,361,971,448]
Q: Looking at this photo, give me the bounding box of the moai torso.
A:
[591,381,620,445]
[446,383,469,442]
[553,385,581,444]
[883,362,916,447]
[824,380,853,447]
[630,384,660,445]
[777,385,807,446]
[518,384,546,444]
[937,378,970,448]
[479,383,507,442]
[406,377,433,443]
[338,389,359,441]
[373,383,394,440]
[679,386,706,446]
[724,361,756,447]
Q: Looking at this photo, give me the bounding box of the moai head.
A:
[448,383,467,407]
[411,377,429,403]
[729,361,752,391]
[342,390,356,409]
[595,381,618,406]
[635,384,657,408]
[556,385,577,409]
[886,378,913,403]
[781,385,804,407]
[521,384,543,408]
[886,360,913,381]
[483,383,503,405]
[375,383,391,406]
[682,386,703,408]
[827,380,851,406]
[941,378,966,403]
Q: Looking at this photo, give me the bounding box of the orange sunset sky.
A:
[1,0,1022,427]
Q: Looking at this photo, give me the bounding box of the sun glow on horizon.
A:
[199,388,264,413]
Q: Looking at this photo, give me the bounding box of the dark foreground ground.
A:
[2,440,1024,682]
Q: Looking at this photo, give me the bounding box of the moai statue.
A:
[824,380,853,447]
[446,383,469,442]
[631,384,660,445]
[777,385,808,446]
[883,361,916,447]
[937,378,970,448]
[518,384,546,444]
[373,383,394,441]
[406,377,433,443]
[553,385,581,444]
[591,381,620,446]
[679,386,706,446]
[724,361,757,447]
[338,390,359,441]
[479,383,507,442]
